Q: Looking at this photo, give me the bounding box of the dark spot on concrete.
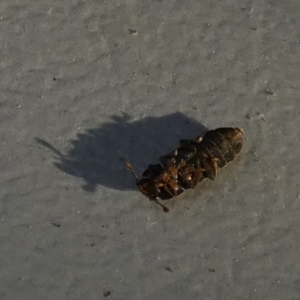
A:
[264,89,274,95]
[103,291,111,297]
[128,29,137,35]
[164,267,173,272]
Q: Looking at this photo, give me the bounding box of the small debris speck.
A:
[103,291,111,297]
[128,29,137,35]
[264,89,274,95]
[164,267,173,272]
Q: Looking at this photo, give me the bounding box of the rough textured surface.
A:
[1,1,300,299]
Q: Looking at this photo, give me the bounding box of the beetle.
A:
[126,127,244,212]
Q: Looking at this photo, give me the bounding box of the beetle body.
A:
[127,127,244,212]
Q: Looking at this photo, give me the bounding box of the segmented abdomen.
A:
[194,128,243,168]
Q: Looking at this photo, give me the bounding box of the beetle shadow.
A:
[35,112,208,192]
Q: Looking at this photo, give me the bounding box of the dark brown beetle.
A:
[126,127,244,212]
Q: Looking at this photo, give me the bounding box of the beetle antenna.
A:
[125,162,139,181]
[126,162,169,213]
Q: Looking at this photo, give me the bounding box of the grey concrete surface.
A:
[1,1,300,299]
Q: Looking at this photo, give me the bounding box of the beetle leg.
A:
[191,168,203,187]
[164,184,177,198]
[150,198,169,213]
[202,159,216,180]
[189,159,203,187]
[181,135,204,145]
[193,135,204,144]
[207,158,219,178]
